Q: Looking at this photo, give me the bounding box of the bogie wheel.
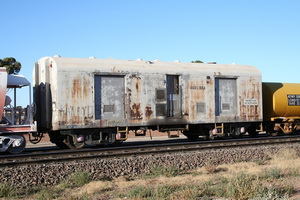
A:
[209,130,215,140]
[7,135,26,154]
[65,135,85,149]
[233,127,241,139]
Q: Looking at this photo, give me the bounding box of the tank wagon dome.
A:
[36,56,261,77]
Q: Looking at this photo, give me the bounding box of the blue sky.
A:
[1,0,300,106]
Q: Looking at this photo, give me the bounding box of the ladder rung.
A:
[214,123,224,135]
[116,127,128,141]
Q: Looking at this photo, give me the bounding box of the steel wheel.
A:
[209,130,215,140]
[233,127,241,139]
[65,135,84,149]
[7,135,26,154]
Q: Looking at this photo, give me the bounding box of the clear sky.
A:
[1,0,300,106]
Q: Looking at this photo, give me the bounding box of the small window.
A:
[167,75,179,94]
[222,103,230,111]
[156,104,166,116]
[156,89,166,100]
[197,102,205,113]
[103,105,115,113]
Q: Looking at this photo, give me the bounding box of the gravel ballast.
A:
[1,142,300,188]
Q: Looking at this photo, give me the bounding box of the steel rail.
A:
[1,135,300,167]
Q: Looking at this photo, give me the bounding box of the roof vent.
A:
[89,56,96,59]
[208,61,217,64]
[174,60,181,63]
[53,55,61,57]
[136,58,143,61]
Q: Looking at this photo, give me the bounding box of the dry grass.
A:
[69,181,114,197]
[20,149,300,199]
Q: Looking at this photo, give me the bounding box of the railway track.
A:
[1,135,300,167]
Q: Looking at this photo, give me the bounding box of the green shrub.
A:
[226,173,259,200]
[253,185,294,200]
[124,185,178,199]
[170,185,200,200]
[35,188,55,200]
[0,183,15,198]
[60,171,91,189]
[261,167,282,180]
[126,186,153,199]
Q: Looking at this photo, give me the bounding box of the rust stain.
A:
[84,116,93,125]
[70,106,81,124]
[208,108,213,119]
[129,76,143,120]
[145,106,153,119]
[130,103,143,120]
[62,75,92,126]
[239,77,262,121]
[188,80,206,121]
[72,78,82,99]
[83,76,91,97]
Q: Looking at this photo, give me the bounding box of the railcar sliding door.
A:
[215,78,237,117]
[95,76,125,120]
[166,75,181,117]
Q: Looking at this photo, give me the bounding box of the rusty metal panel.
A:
[185,76,214,123]
[128,76,143,121]
[54,72,95,129]
[239,76,262,122]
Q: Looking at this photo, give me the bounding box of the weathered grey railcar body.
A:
[33,56,262,134]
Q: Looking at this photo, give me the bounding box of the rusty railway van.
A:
[34,56,262,149]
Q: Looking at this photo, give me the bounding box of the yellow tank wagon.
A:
[262,82,300,135]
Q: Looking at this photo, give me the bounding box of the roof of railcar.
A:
[39,56,261,76]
